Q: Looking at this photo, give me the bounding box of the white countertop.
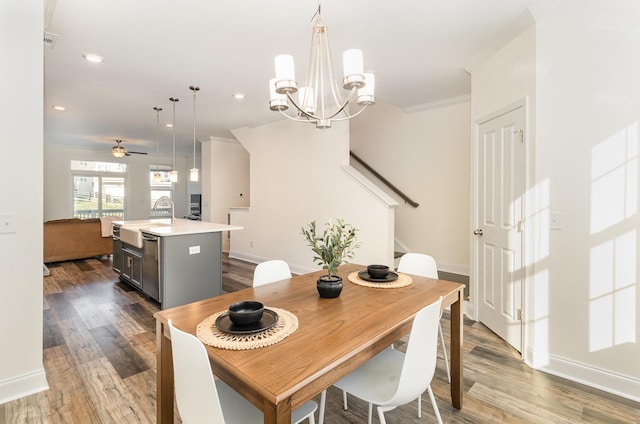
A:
[113,218,242,237]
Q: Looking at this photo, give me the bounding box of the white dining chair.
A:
[397,253,450,381]
[319,297,444,424]
[397,252,450,418]
[253,259,292,286]
[168,319,317,423]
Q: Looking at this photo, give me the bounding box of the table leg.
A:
[156,320,175,424]
[450,291,464,409]
[263,397,292,424]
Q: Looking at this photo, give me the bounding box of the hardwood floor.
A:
[1,255,639,423]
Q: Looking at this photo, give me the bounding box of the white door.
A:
[475,106,525,352]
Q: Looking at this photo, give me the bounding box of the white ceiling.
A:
[43,0,544,157]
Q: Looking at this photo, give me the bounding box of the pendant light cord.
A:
[189,85,200,169]
[153,106,162,173]
[169,97,179,171]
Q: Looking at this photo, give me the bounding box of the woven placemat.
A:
[347,271,413,288]
[196,306,298,350]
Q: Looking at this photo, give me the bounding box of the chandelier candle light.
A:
[189,85,200,182]
[269,3,375,129]
[153,106,163,183]
[169,97,179,183]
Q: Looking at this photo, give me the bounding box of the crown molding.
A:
[402,94,471,114]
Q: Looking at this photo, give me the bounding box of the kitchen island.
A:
[112,218,242,309]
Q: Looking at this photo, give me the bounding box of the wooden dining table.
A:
[154,263,465,424]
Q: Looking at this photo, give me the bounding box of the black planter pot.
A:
[316,275,343,298]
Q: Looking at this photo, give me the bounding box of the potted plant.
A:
[301,218,360,298]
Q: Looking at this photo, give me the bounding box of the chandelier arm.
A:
[278,109,306,122]
[327,103,370,122]
[285,92,321,121]
[324,87,358,120]
[316,24,327,122]
[321,23,344,109]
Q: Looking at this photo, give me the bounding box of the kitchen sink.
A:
[119,221,172,248]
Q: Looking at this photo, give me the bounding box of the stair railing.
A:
[349,151,419,208]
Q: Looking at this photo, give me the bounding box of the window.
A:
[150,166,174,217]
[71,161,126,219]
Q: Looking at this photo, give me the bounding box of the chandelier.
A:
[268,4,375,129]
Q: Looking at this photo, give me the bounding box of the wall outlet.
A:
[250,240,254,248]
[189,245,200,255]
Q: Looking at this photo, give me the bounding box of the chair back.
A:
[168,319,226,423]
[253,260,292,286]
[397,253,438,279]
[385,297,442,407]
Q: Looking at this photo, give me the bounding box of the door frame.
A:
[470,97,531,357]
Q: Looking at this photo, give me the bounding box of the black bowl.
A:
[367,264,390,279]
[228,301,264,325]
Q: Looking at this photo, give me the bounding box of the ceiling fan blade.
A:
[127,151,148,155]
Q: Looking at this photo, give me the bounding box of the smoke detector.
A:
[44,31,58,49]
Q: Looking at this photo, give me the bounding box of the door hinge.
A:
[517,220,524,232]
[517,309,523,321]
[513,129,524,143]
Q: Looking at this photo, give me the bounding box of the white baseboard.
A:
[227,250,268,266]
[437,260,469,277]
[227,251,321,277]
[526,349,640,403]
[0,369,49,404]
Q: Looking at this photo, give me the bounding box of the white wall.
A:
[201,137,250,251]
[350,100,471,275]
[473,0,640,401]
[535,0,640,396]
[44,144,190,221]
[0,0,49,403]
[229,119,397,275]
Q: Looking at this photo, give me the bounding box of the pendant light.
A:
[169,97,179,183]
[153,106,163,183]
[189,85,200,182]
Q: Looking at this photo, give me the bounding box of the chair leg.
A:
[368,402,373,424]
[418,394,422,418]
[376,406,387,424]
[342,389,348,410]
[427,386,443,424]
[318,390,326,424]
[439,321,451,383]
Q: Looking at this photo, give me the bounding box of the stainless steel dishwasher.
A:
[141,232,160,302]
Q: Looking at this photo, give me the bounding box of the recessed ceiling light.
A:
[82,53,104,63]
[165,123,173,128]
[233,93,245,100]
[53,105,66,111]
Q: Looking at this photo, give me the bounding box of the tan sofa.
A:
[43,218,113,263]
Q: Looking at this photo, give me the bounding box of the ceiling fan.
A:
[111,140,148,158]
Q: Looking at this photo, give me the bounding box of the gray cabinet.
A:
[159,232,222,309]
[121,245,143,289]
[112,238,123,274]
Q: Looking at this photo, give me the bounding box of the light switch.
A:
[550,212,562,230]
[0,213,17,234]
[189,245,200,255]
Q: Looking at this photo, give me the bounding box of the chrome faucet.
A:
[153,196,175,225]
